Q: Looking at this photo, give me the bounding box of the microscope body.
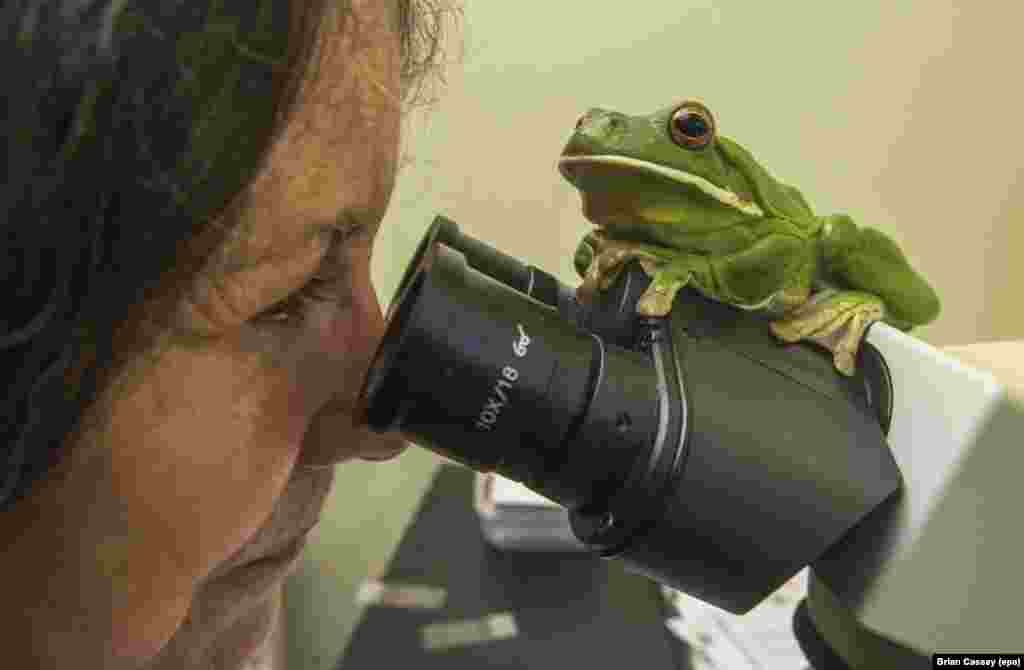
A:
[361,215,1024,666]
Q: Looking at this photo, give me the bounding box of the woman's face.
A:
[82,0,412,648]
[167,0,408,482]
[210,0,412,468]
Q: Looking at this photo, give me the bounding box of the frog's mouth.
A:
[558,154,763,218]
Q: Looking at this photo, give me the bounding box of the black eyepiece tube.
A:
[430,215,533,296]
[391,215,579,322]
[360,232,660,509]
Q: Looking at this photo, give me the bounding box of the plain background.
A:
[285,2,1024,668]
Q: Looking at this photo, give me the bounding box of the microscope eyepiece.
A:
[361,219,663,511]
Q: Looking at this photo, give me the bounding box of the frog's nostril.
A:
[576,108,606,130]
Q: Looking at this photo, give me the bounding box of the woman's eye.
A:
[251,270,351,326]
[252,222,361,327]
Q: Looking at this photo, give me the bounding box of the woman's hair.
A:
[0,0,454,510]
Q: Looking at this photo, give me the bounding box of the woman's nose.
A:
[352,285,409,461]
[294,253,410,468]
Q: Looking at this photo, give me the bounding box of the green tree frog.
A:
[559,99,940,376]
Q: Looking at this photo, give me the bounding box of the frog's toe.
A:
[590,247,635,290]
[768,320,804,343]
[833,349,857,377]
[576,265,604,305]
[596,247,631,273]
[637,278,687,317]
[830,308,879,376]
[637,289,674,317]
[768,290,841,341]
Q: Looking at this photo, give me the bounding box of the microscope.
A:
[357,215,1023,669]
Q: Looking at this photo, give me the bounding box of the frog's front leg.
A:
[769,289,885,376]
[574,230,707,316]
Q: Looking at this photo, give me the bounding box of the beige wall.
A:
[374,0,1024,347]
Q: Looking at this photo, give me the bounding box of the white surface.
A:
[473,473,586,551]
[870,324,1003,545]
[813,326,1023,654]
[489,474,564,508]
[663,570,810,670]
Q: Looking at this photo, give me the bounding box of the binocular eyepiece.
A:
[358,215,900,614]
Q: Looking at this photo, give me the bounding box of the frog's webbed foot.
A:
[769,289,885,376]
[575,231,681,314]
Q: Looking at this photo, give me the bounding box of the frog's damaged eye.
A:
[669,101,716,149]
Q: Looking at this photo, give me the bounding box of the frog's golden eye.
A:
[669,101,716,149]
